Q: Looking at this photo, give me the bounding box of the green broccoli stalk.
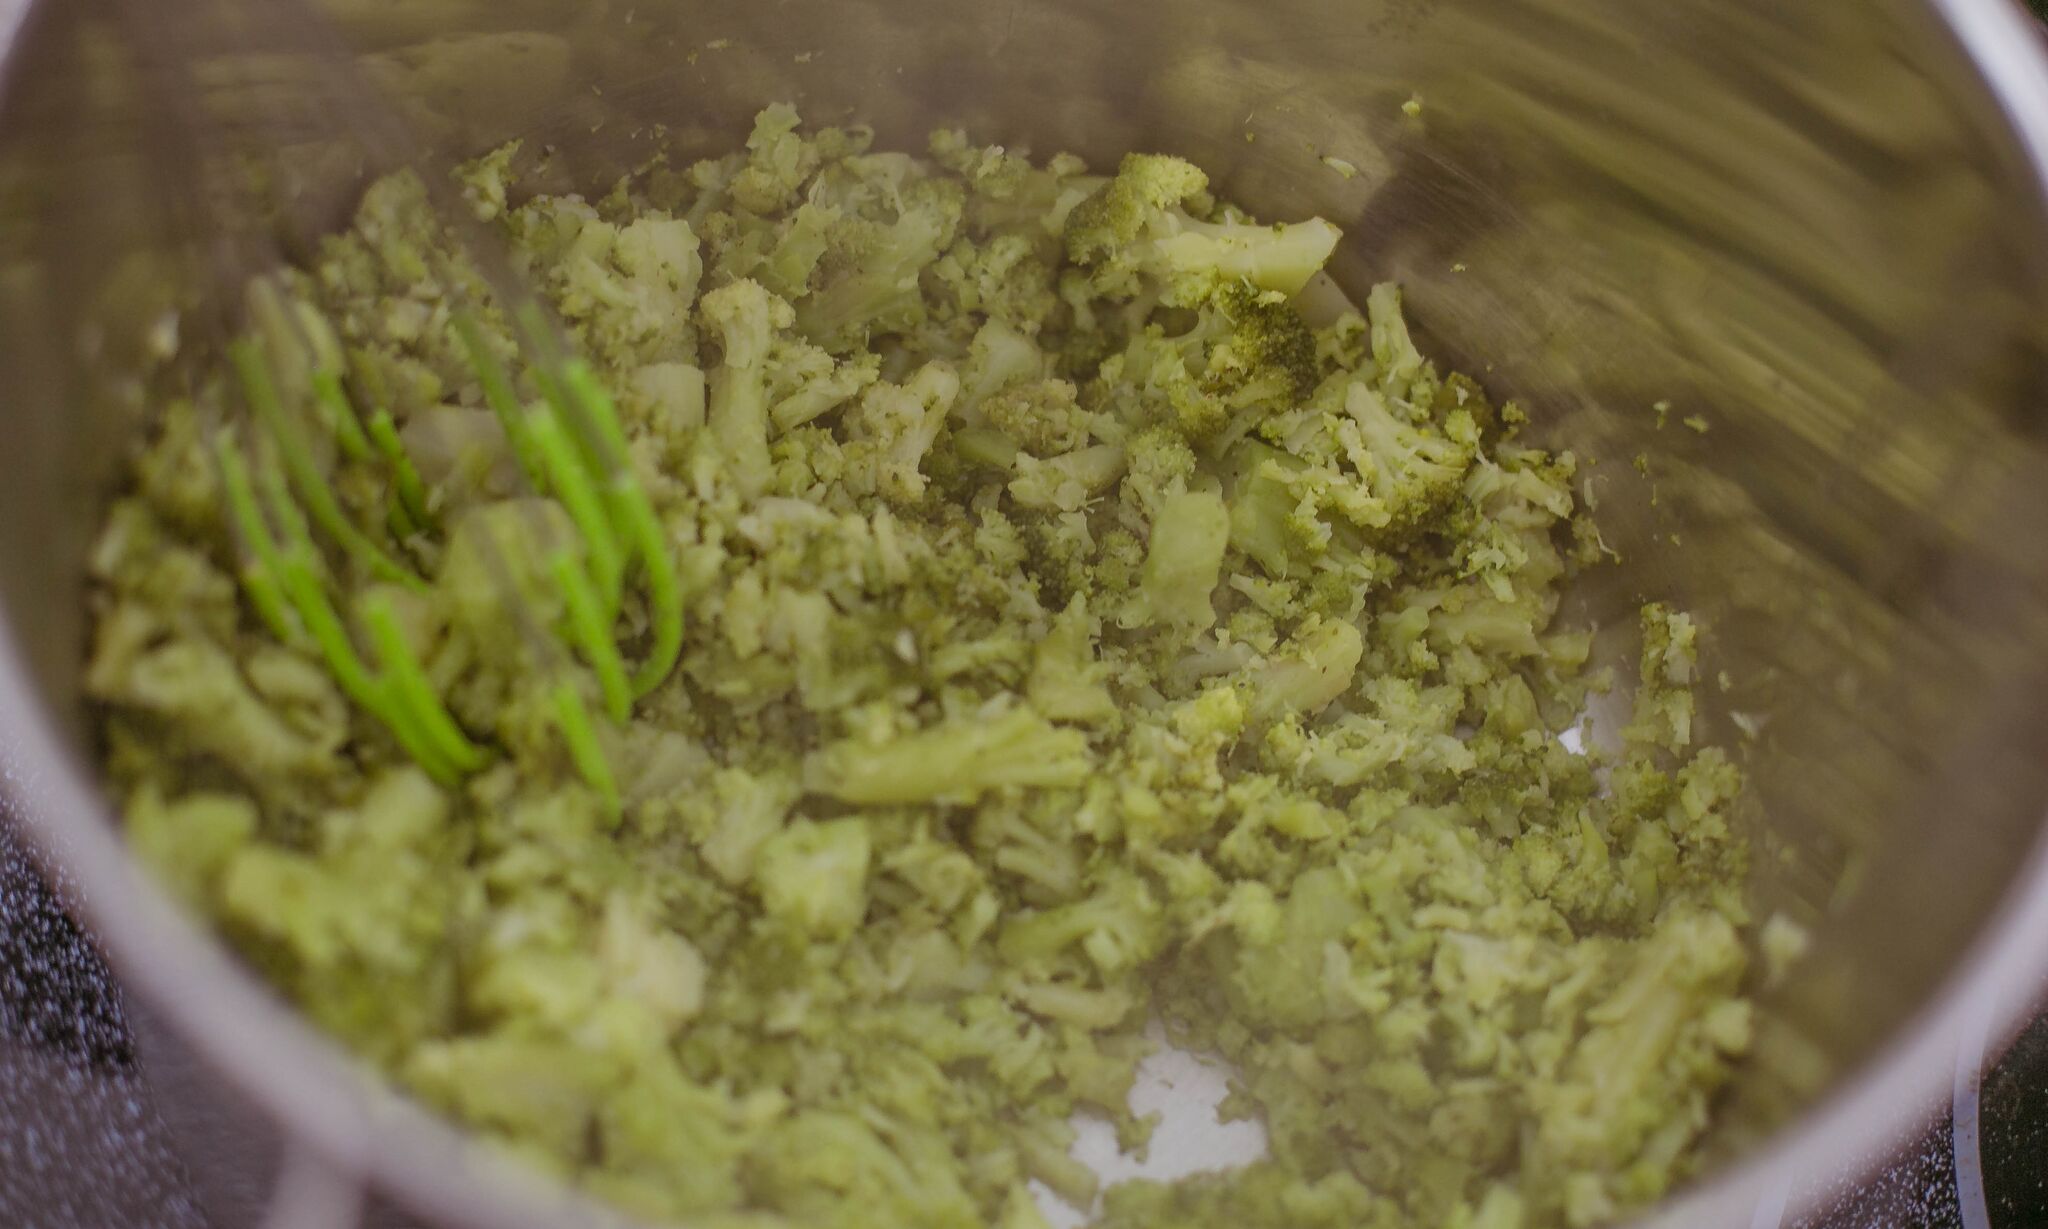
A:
[1146,216,1344,303]
[1028,597,1118,724]
[700,278,796,500]
[1248,616,1364,723]
[805,706,1093,804]
[1122,487,1231,631]
[998,867,1166,975]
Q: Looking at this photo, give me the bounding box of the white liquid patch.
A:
[1558,725,1586,755]
[1035,1036,1268,1227]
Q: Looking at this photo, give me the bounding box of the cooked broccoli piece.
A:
[1065,152,1342,304]
[766,336,881,432]
[805,706,1093,804]
[1122,487,1231,631]
[1203,281,1321,398]
[982,378,1091,455]
[795,175,965,350]
[93,102,1761,1229]
[840,360,962,503]
[753,818,873,938]
[700,277,796,499]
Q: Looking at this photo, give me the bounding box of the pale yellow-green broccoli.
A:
[700,277,795,499]
[806,705,1094,804]
[1065,153,1342,306]
[88,102,1766,1229]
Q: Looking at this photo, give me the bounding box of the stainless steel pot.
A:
[5,0,2048,1225]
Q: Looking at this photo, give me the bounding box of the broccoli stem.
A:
[805,707,1092,804]
[1129,487,1230,630]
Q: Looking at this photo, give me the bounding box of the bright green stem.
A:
[528,410,625,616]
[311,370,373,463]
[215,436,302,642]
[229,340,422,593]
[453,312,547,489]
[514,303,574,424]
[551,552,632,723]
[368,410,433,532]
[561,361,683,697]
[620,486,682,697]
[258,464,456,783]
[361,593,488,776]
[560,359,632,463]
[259,467,374,702]
[550,681,620,822]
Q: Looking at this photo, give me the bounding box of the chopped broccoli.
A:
[92,103,1765,1229]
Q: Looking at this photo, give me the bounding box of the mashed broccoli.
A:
[87,105,1757,1229]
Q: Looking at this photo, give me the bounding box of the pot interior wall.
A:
[5,0,2048,1207]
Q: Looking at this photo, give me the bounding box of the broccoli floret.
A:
[124,785,258,910]
[1203,281,1320,399]
[962,317,1052,412]
[1622,602,1703,754]
[730,102,821,215]
[932,232,1062,334]
[840,360,962,503]
[766,336,882,431]
[1063,153,1212,266]
[983,378,1090,455]
[757,202,842,300]
[1064,153,1342,305]
[1007,444,1125,513]
[1118,424,1200,521]
[795,177,964,349]
[1344,380,1478,540]
[998,866,1166,976]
